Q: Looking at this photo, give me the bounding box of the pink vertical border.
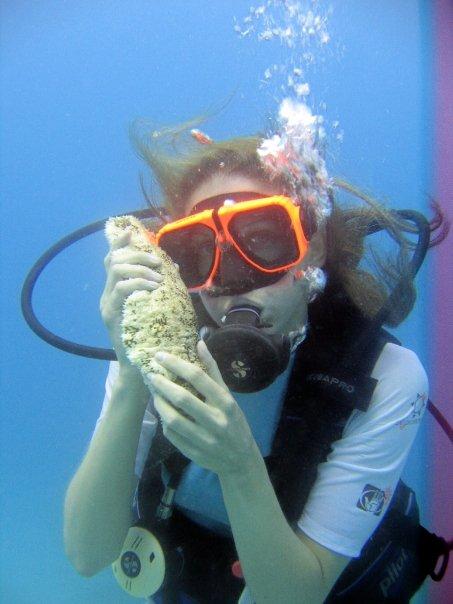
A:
[430,0,453,601]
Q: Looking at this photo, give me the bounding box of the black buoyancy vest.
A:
[266,282,393,524]
[137,285,444,603]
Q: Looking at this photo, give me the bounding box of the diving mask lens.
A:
[227,205,300,269]
[159,222,217,289]
[157,196,308,291]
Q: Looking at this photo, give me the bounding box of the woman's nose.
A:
[213,247,256,288]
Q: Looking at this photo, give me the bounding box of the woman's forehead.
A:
[189,191,269,215]
[185,174,281,214]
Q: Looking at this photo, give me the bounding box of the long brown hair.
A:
[131,123,447,326]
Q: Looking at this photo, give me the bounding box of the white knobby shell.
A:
[105,215,203,392]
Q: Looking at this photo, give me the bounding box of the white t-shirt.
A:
[92,342,428,558]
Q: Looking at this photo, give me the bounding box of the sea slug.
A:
[105,215,202,390]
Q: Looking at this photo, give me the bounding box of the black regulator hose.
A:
[22,205,453,444]
[21,208,430,361]
[368,209,431,327]
[367,209,431,279]
[21,208,162,360]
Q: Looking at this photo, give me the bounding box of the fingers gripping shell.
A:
[105,215,203,391]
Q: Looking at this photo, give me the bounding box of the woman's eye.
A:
[247,229,274,244]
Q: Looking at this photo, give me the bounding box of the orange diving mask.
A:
[155,195,310,292]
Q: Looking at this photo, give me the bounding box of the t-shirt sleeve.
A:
[297,343,429,558]
[91,361,157,478]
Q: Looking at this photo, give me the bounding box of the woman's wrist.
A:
[115,363,149,405]
[219,439,264,487]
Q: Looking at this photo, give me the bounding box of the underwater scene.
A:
[1,1,452,603]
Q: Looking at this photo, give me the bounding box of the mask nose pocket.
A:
[214,246,257,287]
[216,232,233,253]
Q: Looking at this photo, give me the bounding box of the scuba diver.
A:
[23,126,451,603]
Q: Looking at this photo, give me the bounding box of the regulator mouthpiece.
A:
[201,305,290,393]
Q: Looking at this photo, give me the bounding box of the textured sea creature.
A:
[105,215,202,391]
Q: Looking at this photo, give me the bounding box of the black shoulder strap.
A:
[267,284,399,524]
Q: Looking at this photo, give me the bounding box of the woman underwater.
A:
[64,128,445,603]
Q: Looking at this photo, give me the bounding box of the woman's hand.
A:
[100,231,163,367]
[149,340,260,478]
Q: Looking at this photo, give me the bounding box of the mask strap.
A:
[298,203,317,240]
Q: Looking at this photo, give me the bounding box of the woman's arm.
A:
[220,449,350,604]
[149,344,350,604]
[64,365,148,576]
[221,343,428,603]
[64,231,162,576]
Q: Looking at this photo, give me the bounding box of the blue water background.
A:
[1,2,434,602]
